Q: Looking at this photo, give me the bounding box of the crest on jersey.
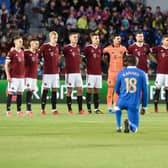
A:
[18,57,21,62]
[120,50,123,54]
[77,48,80,52]
[137,51,141,56]
[93,53,97,58]
[98,49,101,53]
[49,48,51,51]
[50,51,54,57]
[32,57,35,62]
[91,49,94,53]
[144,47,146,52]
[162,53,165,57]
[72,52,75,57]
[30,54,32,57]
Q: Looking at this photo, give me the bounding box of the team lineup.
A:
[4,30,168,133]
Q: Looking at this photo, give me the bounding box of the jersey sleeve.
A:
[62,47,67,57]
[39,44,45,58]
[115,71,122,95]
[6,50,13,62]
[127,45,133,54]
[141,72,148,108]
[83,47,88,58]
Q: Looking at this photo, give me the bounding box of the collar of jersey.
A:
[127,66,136,68]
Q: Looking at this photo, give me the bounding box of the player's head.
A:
[162,34,168,47]
[69,29,79,45]
[49,31,58,44]
[90,32,100,46]
[135,30,144,43]
[112,34,121,46]
[127,55,138,66]
[13,35,23,49]
[29,37,39,51]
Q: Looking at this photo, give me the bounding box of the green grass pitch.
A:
[0,103,168,168]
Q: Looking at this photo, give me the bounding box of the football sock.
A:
[93,93,99,109]
[77,96,82,111]
[67,96,72,111]
[129,121,138,133]
[115,109,122,129]
[86,92,91,111]
[41,89,48,110]
[165,89,168,110]
[51,91,57,110]
[113,92,118,107]
[26,91,32,111]
[16,95,22,112]
[107,87,113,108]
[154,89,160,110]
[6,94,12,111]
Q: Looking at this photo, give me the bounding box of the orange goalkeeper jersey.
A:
[103,45,127,73]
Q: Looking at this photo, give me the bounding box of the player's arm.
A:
[115,72,121,96]
[141,73,148,115]
[147,52,157,64]
[4,56,11,83]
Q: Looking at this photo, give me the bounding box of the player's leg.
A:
[115,106,122,132]
[164,74,168,112]
[154,74,162,113]
[16,78,24,116]
[67,87,73,114]
[76,74,87,114]
[86,75,93,113]
[86,88,92,113]
[51,74,60,115]
[66,74,74,114]
[41,75,50,115]
[107,73,116,113]
[6,78,16,116]
[94,75,103,114]
[25,78,33,116]
[126,107,139,133]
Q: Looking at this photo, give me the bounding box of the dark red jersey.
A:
[152,46,168,74]
[39,43,59,74]
[128,43,150,72]
[63,44,81,73]
[6,48,25,78]
[83,45,102,75]
[24,49,38,78]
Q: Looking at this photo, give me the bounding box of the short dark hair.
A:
[90,32,99,37]
[29,37,39,45]
[162,34,168,39]
[135,30,143,36]
[68,29,79,36]
[13,34,22,41]
[127,55,137,66]
[111,33,120,39]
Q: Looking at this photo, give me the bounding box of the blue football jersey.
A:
[115,66,148,108]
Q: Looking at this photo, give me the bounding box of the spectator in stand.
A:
[0,3,9,28]
[77,14,88,30]
[66,13,77,29]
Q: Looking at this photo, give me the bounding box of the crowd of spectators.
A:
[0,0,168,79]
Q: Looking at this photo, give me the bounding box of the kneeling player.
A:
[83,33,103,114]
[114,56,148,133]
[5,35,25,117]
[24,37,39,116]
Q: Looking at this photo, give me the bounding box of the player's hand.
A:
[7,75,11,83]
[140,108,146,115]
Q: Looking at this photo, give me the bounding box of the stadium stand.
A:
[0,0,167,79]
